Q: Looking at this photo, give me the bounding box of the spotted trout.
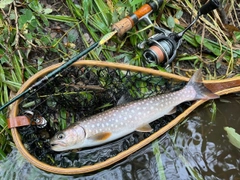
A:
[50,69,218,151]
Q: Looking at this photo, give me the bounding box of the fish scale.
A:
[50,70,219,151]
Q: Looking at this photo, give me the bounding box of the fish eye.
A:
[57,133,65,140]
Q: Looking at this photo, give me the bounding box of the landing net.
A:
[17,64,190,168]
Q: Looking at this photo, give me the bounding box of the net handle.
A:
[10,60,240,175]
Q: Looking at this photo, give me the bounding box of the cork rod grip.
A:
[112,4,152,37]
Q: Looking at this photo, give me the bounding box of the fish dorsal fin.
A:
[136,124,153,132]
[90,132,112,141]
[166,107,177,115]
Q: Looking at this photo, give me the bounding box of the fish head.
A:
[50,124,86,151]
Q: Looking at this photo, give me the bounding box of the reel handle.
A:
[199,0,219,15]
[112,0,163,37]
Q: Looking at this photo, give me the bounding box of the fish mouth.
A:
[50,141,67,149]
[50,142,70,151]
[50,143,57,147]
[50,143,63,151]
[50,143,60,150]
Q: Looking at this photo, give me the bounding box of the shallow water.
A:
[174,94,240,180]
[1,94,239,179]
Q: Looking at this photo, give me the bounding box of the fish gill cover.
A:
[17,65,190,168]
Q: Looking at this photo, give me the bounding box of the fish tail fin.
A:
[186,69,219,100]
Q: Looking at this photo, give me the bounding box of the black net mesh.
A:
[17,65,191,168]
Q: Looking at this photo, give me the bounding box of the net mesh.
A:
[17,65,191,168]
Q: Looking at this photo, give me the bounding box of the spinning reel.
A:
[138,0,219,65]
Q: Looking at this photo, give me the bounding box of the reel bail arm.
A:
[139,0,219,65]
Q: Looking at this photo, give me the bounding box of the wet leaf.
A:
[83,0,91,23]
[18,9,35,29]
[0,149,6,159]
[39,14,49,26]
[44,14,78,23]
[130,0,143,6]
[210,101,216,123]
[0,114,6,129]
[0,0,13,9]
[22,100,41,108]
[43,8,53,15]
[152,140,166,180]
[167,16,175,28]
[195,35,221,56]
[235,31,240,41]
[178,55,200,61]
[60,108,67,130]
[28,0,43,13]
[224,127,240,149]
[68,29,79,43]
[224,24,240,37]
[175,10,183,19]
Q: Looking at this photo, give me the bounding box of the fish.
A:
[50,69,219,151]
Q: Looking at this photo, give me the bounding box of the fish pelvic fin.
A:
[166,107,177,115]
[186,69,219,100]
[136,124,153,132]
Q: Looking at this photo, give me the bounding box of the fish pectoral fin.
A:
[136,124,153,132]
[166,107,177,115]
[90,132,112,141]
[117,93,133,106]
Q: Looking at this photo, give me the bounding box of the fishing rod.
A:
[0,0,163,111]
